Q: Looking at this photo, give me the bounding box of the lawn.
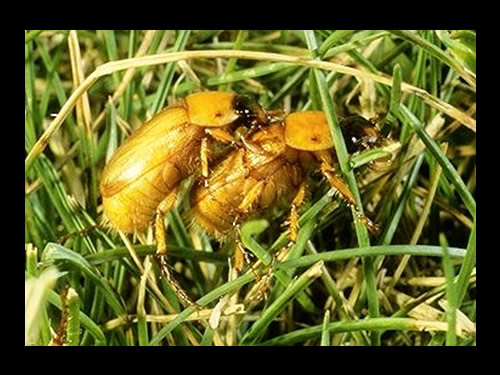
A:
[25,30,476,346]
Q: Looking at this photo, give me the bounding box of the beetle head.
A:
[233,95,268,129]
[340,116,383,154]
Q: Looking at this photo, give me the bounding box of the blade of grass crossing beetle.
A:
[304,30,380,345]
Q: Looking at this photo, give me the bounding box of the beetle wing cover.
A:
[284,111,334,151]
[100,106,191,197]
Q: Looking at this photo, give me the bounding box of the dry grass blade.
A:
[25,50,476,172]
[386,143,448,293]
[68,30,92,134]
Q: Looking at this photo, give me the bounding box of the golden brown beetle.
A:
[100,91,267,304]
[190,111,381,249]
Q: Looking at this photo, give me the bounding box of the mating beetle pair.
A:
[100,91,383,305]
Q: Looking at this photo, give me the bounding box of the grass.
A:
[25,30,476,346]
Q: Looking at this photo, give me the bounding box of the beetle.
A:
[99,91,268,304]
[189,111,382,252]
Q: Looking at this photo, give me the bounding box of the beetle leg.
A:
[57,225,99,244]
[205,128,242,147]
[155,187,179,257]
[233,225,261,282]
[238,180,265,212]
[266,108,286,124]
[240,135,271,156]
[289,182,307,243]
[205,127,269,156]
[258,183,307,296]
[50,285,69,346]
[315,151,380,235]
[200,137,209,186]
[229,179,265,276]
[234,236,245,272]
[154,188,200,309]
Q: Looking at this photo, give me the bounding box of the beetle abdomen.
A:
[102,166,171,233]
[190,126,305,241]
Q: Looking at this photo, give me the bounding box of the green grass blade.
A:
[349,148,393,170]
[137,258,150,346]
[221,30,248,91]
[42,243,126,317]
[269,66,308,107]
[200,326,214,346]
[260,317,448,346]
[439,234,457,346]
[382,63,402,134]
[399,104,476,217]
[151,30,191,114]
[174,62,293,95]
[456,218,476,307]
[241,261,323,344]
[320,310,331,346]
[240,218,322,313]
[66,287,81,346]
[304,30,380,345]
[25,30,43,44]
[387,30,476,87]
[438,30,476,74]
[318,30,355,56]
[25,267,60,345]
[271,220,320,314]
[323,31,388,59]
[149,272,255,345]
[85,244,227,265]
[378,154,424,246]
[240,220,273,266]
[38,277,106,345]
[278,245,467,270]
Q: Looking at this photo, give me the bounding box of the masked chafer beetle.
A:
[100,91,268,304]
[190,111,383,253]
